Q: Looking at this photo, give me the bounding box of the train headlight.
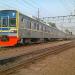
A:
[1,35,9,42]
[10,30,17,33]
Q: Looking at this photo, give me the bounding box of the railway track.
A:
[0,41,60,50]
[0,41,69,60]
[0,41,75,75]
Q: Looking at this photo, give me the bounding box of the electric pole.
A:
[38,8,39,20]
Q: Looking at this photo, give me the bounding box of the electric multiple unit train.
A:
[0,10,74,47]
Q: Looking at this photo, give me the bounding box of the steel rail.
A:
[0,41,75,75]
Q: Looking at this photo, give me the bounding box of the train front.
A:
[0,10,19,47]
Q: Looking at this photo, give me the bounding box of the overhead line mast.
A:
[38,8,39,20]
[42,15,75,23]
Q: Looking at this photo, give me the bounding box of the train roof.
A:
[0,10,17,12]
[18,10,66,32]
[0,10,53,26]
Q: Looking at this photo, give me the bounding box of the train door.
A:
[1,16,9,27]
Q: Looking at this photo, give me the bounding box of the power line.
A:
[0,0,16,10]
[62,0,74,14]
[22,0,38,9]
[25,0,38,8]
[0,0,36,16]
[58,0,71,14]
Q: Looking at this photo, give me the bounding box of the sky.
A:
[0,0,75,34]
[0,0,74,17]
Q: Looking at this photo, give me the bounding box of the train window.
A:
[43,26,45,31]
[45,27,46,32]
[30,21,31,29]
[40,25,43,31]
[26,20,31,29]
[49,29,51,32]
[49,28,51,32]
[9,18,16,27]
[33,22,37,29]
[21,17,24,22]
[21,17,26,24]
[48,28,50,33]
[37,23,39,30]
[48,27,49,32]
[2,17,9,27]
[0,17,1,27]
[25,19,31,29]
[31,21,34,29]
[0,11,16,27]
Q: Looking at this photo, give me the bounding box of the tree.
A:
[65,29,69,33]
[65,29,72,35]
[48,22,57,28]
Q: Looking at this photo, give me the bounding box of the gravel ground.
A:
[10,47,75,75]
[0,41,70,60]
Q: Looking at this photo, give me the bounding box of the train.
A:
[0,10,74,47]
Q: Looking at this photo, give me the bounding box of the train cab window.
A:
[10,12,16,27]
[9,18,16,27]
[2,16,8,27]
[0,17,1,27]
[0,10,16,27]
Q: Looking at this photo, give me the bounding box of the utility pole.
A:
[38,8,39,20]
[74,9,75,15]
[37,8,40,30]
[41,15,75,34]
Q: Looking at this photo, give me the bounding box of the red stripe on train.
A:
[0,36,20,46]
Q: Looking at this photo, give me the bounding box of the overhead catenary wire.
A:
[0,0,37,16]
[61,0,75,15]
[0,0,15,10]
[22,0,38,9]
[0,0,35,11]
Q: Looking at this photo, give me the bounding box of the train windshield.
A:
[0,10,16,27]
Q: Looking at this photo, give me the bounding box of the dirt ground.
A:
[11,47,75,75]
[0,41,70,60]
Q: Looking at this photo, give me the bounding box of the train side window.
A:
[33,22,37,29]
[45,27,46,32]
[43,26,45,31]
[21,17,26,27]
[21,18,23,22]
[31,21,34,29]
[21,17,25,23]
[30,21,31,29]
[37,23,39,30]
[25,20,31,29]
[41,25,43,31]
[21,18,31,29]
[0,17,1,27]
[47,27,49,32]
[49,27,51,32]
[48,27,49,32]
